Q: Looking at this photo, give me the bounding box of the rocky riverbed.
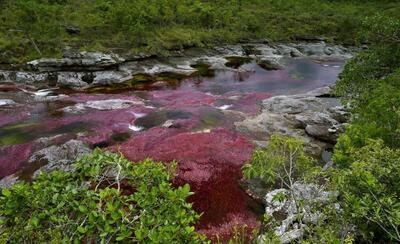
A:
[0,41,351,241]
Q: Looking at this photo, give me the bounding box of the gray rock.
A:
[236,87,348,156]
[257,58,283,70]
[259,182,333,244]
[328,105,350,123]
[92,71,133,85]
[0,99,16,106]
[162,120,176,128]
[57,72,89,88]
[28,52,125,72]
[30,140,91,176]
[0,174,19,189]
[305,124,340,143]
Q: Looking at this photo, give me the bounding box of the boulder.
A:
[236,87,349,156]
[29,140,91,176]
[257,58,283,70]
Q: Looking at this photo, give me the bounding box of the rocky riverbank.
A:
[0,41,353,89]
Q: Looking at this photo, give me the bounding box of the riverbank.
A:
[0,0,398,64]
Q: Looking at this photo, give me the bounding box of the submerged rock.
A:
[63,99,143,113]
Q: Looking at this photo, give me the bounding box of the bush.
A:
[0,149,206,243]
[333,13,400,242]
[242,135,318,187]
[332,140,400,242]
[243,135,350,243]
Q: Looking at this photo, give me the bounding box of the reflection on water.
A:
[185,58,343,95]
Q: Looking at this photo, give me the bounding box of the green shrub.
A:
[332,140,400,242]
[0,149,206,243]
[242,135,318,187]
[243,135,349,243]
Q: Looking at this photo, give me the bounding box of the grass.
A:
[0,0,399,64]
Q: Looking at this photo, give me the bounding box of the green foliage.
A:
[243,136,349,243]
[336,15,400,104]
[0,0,399,63]
[331,140,400,242]
[333,12,400,243]
[335,14,400,148]
[0,149,206,243]
[242,135,318,186]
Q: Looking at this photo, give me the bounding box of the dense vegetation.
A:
[243,13,400,243]
[333,13,400,242]
[1,0,399,63]
[0,149,206,243]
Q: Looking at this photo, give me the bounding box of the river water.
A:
[0,57,344,240]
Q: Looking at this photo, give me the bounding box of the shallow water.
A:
[0,57,344,240]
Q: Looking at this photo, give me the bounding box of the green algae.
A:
[0,121,92,146]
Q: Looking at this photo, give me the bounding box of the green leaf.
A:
[2,188,11,197]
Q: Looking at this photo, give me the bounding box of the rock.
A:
[280,229,304,244]
[92,71,133,85]
[63,99,143,113]
[161,120,176,128]
[0,71,48,84]
[305,124,341,143]
[57,72,89,88]
[0,174,19,189]
[259,182,333,244]
[0,99,16,106]
[242,45,262,56]
[236,87,348,157]
[65,25,80,35]
[264,188,290,216]
[276,44,303,58]
[27,51,125,72]
[328,105,350,123]
[29,140,91,176]
[257,58,283,70]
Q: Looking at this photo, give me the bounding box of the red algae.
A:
[112,128,261,240]
[0,143,33,178]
